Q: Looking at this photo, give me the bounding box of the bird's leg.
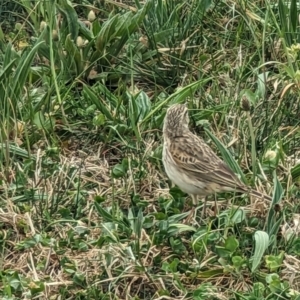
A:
[213,193,218,216]
[192,194,200,218]
[186,195,199,222]
[187,195,208,223]
[192,194,198,206]
[192,195,207,220]
[191,195,208,219]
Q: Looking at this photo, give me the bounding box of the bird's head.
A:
[163,103,190,136]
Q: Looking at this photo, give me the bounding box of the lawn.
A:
[0,0,300,299]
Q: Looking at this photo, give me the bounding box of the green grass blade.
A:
[12,41,44,99]
[205,128,247,184]
[141,78,212,125]
[83,85,114,121]
[289,0,297,34]
[64,34,83,75]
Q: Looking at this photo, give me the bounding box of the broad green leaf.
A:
[225,236,239,253]
[56,0,78,41]
[168,224,196,234]
[215,246,231,258]
[3,43,14,67]
[196,269,224,278]
[94,202,115,222]
[240,89,257,105]
[128,92,141,141]
[12,41,44,99]
[230,208,246,224]
[96,14,120,52]
[257,72,269,99]
[134,91,152,121]
[291,163,300,180]
[110,2,150,57]
[96,83,121,109]
[265,252,284,271]
[65,34,83,75]
[232,256,244,269]
[0,143,36,159]
[134,209,144,239]
[251,231,269,272]
[19,0,38,28]
[265,172,283,237]
[271,171,284,205]
[112,163,126,178]
[83,85,114,120]
[166,212,190,222]
[78,20,94,40]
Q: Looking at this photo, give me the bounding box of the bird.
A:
[162,103,272,218]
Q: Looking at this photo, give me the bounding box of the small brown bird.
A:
[162,103,272,217]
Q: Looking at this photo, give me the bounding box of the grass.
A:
[0,0,300,299]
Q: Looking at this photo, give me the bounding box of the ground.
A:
[1,0,300,299]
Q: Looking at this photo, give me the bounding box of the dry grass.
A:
[1,0,300,299]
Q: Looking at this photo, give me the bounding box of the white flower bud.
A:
[264,150,276,161]
[40,21,47,31]
[76,36,84,48]
[88,10,96,22]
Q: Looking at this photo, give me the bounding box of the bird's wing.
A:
[169,133,246,192]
